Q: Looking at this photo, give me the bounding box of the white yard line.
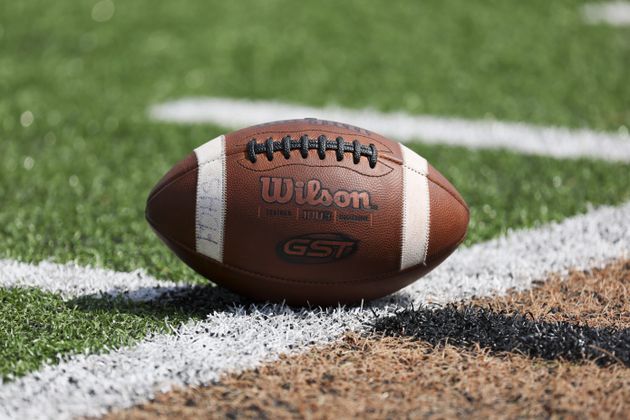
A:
[0,259,186,301]
[149,97,630,162]
[1,201,629,419]
[582,1,630,26]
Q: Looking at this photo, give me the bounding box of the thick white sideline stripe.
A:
[149,97,630,162]
[582,2,630,26]
[0,259,184,301]
[1,202,629,419]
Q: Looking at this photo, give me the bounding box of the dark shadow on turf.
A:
[64,282,417,322]
[370,305,630,367]
[65,285,248,320]
[64,284,396,322]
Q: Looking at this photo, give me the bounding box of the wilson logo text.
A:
[260,177,373,210]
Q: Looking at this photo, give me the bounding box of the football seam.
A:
[231,152,422,179]
[146,163,198,205]
[400,167,409,271]
[234,159,395,178]
[147,215,448,286]
[400,164,428,177]
[423,173,432,264]
[197,156,223,168]
[426,173,469,214]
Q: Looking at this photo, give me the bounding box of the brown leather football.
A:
[146,119,469,305]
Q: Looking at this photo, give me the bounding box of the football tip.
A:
[145,152,198,250]
[426,164,469,262]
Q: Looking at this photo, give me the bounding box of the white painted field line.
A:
[1,201,629,420]
[0,259,187,301]
[149,97,630,162]
[583,2,630,26]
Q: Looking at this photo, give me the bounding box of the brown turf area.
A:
[469,260,630,329]
[105,260,630,419]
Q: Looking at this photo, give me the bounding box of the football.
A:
[146,119,469,305]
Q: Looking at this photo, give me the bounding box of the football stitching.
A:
[423,174,432,264]
[246,135,379,168]
[401,164,428,177]
[231,126,395,155]
[197,156,223,168]
[400,167,409,270]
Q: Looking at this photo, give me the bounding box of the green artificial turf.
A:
[0,287,177,380]
[0,286,233,381]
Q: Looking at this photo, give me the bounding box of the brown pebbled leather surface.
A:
[148,226,455,306]
[426,164,469,262]
[146,152,198,250]
[146,119,469,305]
[222,119,405,287]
